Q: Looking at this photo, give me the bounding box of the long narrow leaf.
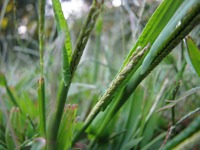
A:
[52,0,72,85]
[185,36,200,77]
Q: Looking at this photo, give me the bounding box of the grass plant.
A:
[0,0,200,149]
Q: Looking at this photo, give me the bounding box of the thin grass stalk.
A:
[0,73,21,110]
[5,84,20,109]
[133,0,146,39]
[73,0,200,144]
[38,0,45,76]
[170,81,180,126]
[26,114,36,132]
[175,107,200,126]
[38,0,46,139]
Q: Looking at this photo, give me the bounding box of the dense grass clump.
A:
[0,0,200,149]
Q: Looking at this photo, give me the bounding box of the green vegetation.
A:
[0,0,200,149]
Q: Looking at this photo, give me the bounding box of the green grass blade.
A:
[0,73,20,109]
[185,36,200,77]
[37,78,46,138]
[5,86,19,109]
[52,0,72,85]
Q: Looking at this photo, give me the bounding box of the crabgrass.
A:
[0,0,200,149]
